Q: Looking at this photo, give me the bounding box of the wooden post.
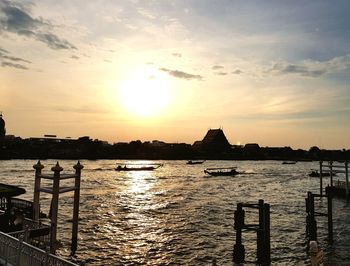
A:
[306,193,312,239]
[345,161,349,200]
[264,203,271,265]
[308,192,317,241]
[319,161,323,196]
[33,160,44,221]
[71,161,83,255]
[329,161,333,187]
[305,195,310,237]
[326,187,333,243]
[233,203,245,263]
[50,162,63,254]
[257,199,264,264]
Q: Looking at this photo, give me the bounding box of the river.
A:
[1,160,349,265]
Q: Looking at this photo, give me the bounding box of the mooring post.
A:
[329,161,333,187]
[345,161,349,201]
[264,203,271,265]
[257,199,265,264]
[306,192,311,238]
[308,192,317,241]
[33,160,44,220]
[305,194,310,237]
[50,162,63,254]
[325,186,333,243]
[319,161,323,196]
[71,161,83,255]
[233,203,245,263]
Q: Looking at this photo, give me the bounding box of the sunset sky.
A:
[1,0,350,149]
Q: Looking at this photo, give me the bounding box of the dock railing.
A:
[0,231,77,266]
[319,161,349,199]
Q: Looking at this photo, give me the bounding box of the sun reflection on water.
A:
[125,171,153,195]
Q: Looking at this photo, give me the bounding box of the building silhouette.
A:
[194,128,231,153]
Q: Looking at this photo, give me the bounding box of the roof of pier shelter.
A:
[0,183,26,198]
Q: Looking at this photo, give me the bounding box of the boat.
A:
[282,161,297,165]
[308,170,334,177]
[186,160,205,165]
[115,163,163,171]
[204,167,239,176]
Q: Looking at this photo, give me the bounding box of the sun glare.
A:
[118,70,170,118]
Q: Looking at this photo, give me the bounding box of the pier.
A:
[0,161,83,265]
[233,199,271,265]
[318,161,349,199]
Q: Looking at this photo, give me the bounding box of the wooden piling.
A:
[329,161,333,187]
[326,187,333,243]
[233,200,271,265]
[264,203,271,265]
[345,161,349,200]
[257,199,264,264]
[319,161,323,196]
[307,192,317,241]
[71,161,83,255]
[233,203,245,263]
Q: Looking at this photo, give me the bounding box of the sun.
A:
[117,70,170,118]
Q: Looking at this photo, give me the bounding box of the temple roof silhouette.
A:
[200,128,231,152]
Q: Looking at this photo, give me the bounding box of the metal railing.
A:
[8,218,51,249]
[0,231,77,266]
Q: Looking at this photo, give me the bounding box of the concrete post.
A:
[71,161,83,255]
[50,162,63,254]
[33,160,44,221]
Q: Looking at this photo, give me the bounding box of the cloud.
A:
[268,55,350,77]
[1,61,28,69]
[53,105,110,114]
[0,46,30,69]
[232,69,242,74]
[215,72,227,76]
[0,47,31,63]
[269,63,326,77]
[0,0,76,50]
[212,65,224,70]
[36,33,76,50]
[159,67,202,80]
[71,55,79,60]
[172,53,182,58]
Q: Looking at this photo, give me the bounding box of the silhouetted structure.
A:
[196,128,231,153]
[0,112,5,141]
[0,122,350,160]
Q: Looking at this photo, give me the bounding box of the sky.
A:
[1,0,350,149]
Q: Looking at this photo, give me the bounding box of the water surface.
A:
[1,160,349,265]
